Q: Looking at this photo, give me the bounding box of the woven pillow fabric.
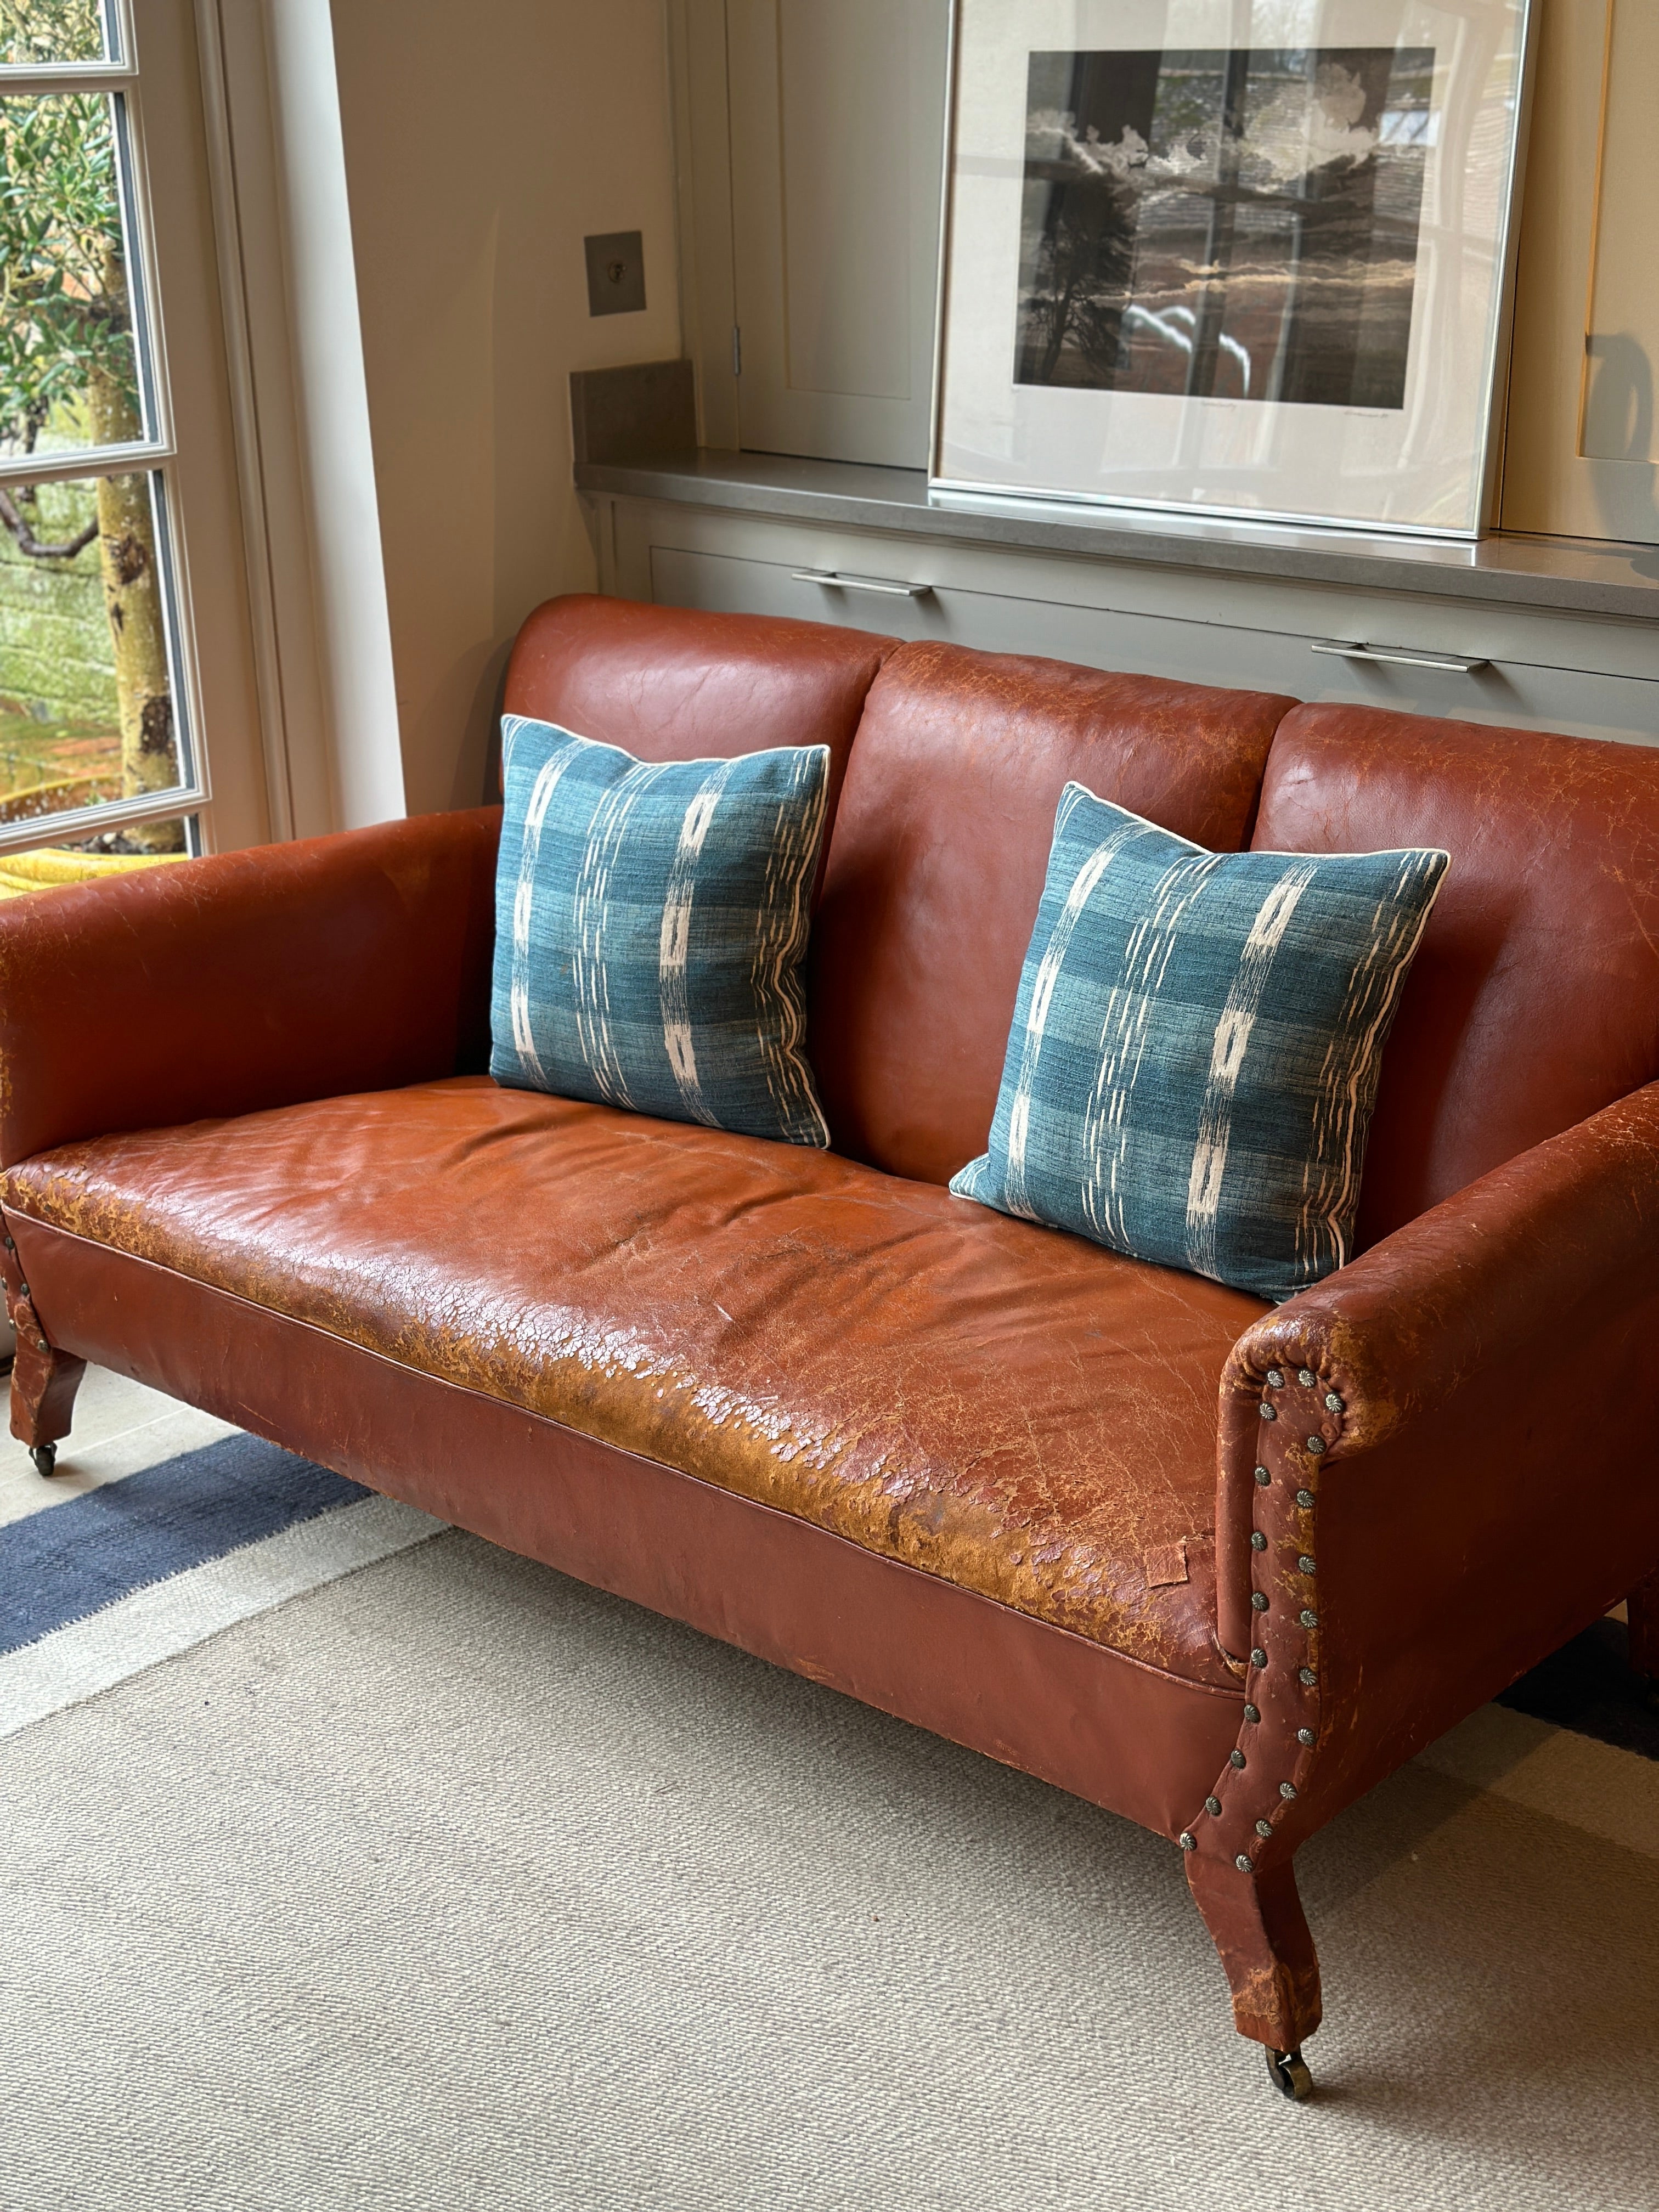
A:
[490,714,831,1146]
[950,786,1449,1302]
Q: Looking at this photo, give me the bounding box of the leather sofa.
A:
[5,594,1658,2095]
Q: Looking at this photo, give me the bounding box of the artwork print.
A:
[1014,46,1435,412]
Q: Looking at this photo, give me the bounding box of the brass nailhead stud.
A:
[1230,1750,1247,1770]
[1250,1647,1268,1668]
[1297,1728,1316,1747]
[1260,1404,1277,1421]
[1206,1795,1223,1816]
[1324,1392,1344,1412]
[1243,1703,1260,1724]
[1297,1368,1316,1388]
[2,1235,12,1250]
[1300,1608,1319,1629]
[1236,1854,1255,1872]
[1280,1782,1298,1801]
[1251,1592,1269,1611]
[1180,1832,1197,1851]
[1299,1666,1317,1686]
[1298,1555,1316,1575]
[1255,1466,1271,1486]
[1296,1489,1316,1509]
[1251,1532,1267,1551]
[1306,1434,1326,1454]
[1256,1818,1274,1839]
[17,1283,27,1300]
[1265,1369,1285,1389]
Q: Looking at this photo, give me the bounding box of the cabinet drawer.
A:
[644,540,1659,750]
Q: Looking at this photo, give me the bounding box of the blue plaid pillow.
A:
[490,715,831,1146]
[951,787,1448,1301]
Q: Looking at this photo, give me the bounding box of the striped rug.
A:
[0,1367,441,1738]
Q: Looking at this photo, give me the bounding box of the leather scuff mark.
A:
[1144,1539,1190,1588]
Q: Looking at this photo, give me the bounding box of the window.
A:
[0,0,266,855]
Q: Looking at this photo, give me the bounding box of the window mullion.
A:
[0,65,137,92]
[0,785,205,858]
[0,442,176,491]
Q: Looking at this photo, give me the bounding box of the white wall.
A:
[329,0,682,816]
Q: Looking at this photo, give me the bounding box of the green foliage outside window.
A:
[0,0,106,69]
[1,91,140,452]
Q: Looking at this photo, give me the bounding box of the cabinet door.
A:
[726,0,947,468]
[1503,0,1659,545]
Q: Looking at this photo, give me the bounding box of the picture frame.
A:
[930,0,1536,540]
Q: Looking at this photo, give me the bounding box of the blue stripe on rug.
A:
[0,1437,369,1654]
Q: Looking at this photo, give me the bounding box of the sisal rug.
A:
[3,1499,1658,2209]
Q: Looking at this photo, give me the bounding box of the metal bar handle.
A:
[791,569,934,599]
[1311,641,1489,675]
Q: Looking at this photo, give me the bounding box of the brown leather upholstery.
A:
[0,807,501,1172]
[1253,704,1659,1244]
[1201,1076,1659,1887]
[2,1074,1266,1684]
[502,594,896,872]
[3,1212,1249,1842]
[809,641,1293,1183]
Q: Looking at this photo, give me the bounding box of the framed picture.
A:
[931,0,1535,538]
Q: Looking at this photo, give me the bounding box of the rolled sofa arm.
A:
[1193,1080,1659,1877]
[0,809,501,1171]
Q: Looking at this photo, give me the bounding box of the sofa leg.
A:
[1628,1570,1659,1709]
[9,1299,84,1476]
[1186,1850,1322,2079]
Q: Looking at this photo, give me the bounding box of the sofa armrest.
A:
[0,809,501,1170]
[1197,1081,1659,1871]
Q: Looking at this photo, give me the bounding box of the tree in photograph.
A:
[0,9,182,851]
[1018,122,1141,386]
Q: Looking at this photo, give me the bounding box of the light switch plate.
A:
[584,231,646,317]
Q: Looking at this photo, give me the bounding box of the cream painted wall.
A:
[329,0,681,816]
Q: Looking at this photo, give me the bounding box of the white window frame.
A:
[0,0,224,853]
[0,0,407,858]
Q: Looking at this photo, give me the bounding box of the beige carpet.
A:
[2,1527,1656,2211]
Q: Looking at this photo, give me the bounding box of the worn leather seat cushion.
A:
[4,1076,1263,1687]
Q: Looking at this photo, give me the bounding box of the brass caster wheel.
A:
[1266,2046,1313,2101]
[29,1442,58,1478]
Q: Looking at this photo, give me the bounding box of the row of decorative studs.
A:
[1,1228,48,1356]
[1180,1363,1342,1867]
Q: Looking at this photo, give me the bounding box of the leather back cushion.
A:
[809,641,1291,1183]
[1253,703,1659,1245]
[502,597,895,852]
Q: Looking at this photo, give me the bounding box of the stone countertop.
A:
[574,448,1659,623]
